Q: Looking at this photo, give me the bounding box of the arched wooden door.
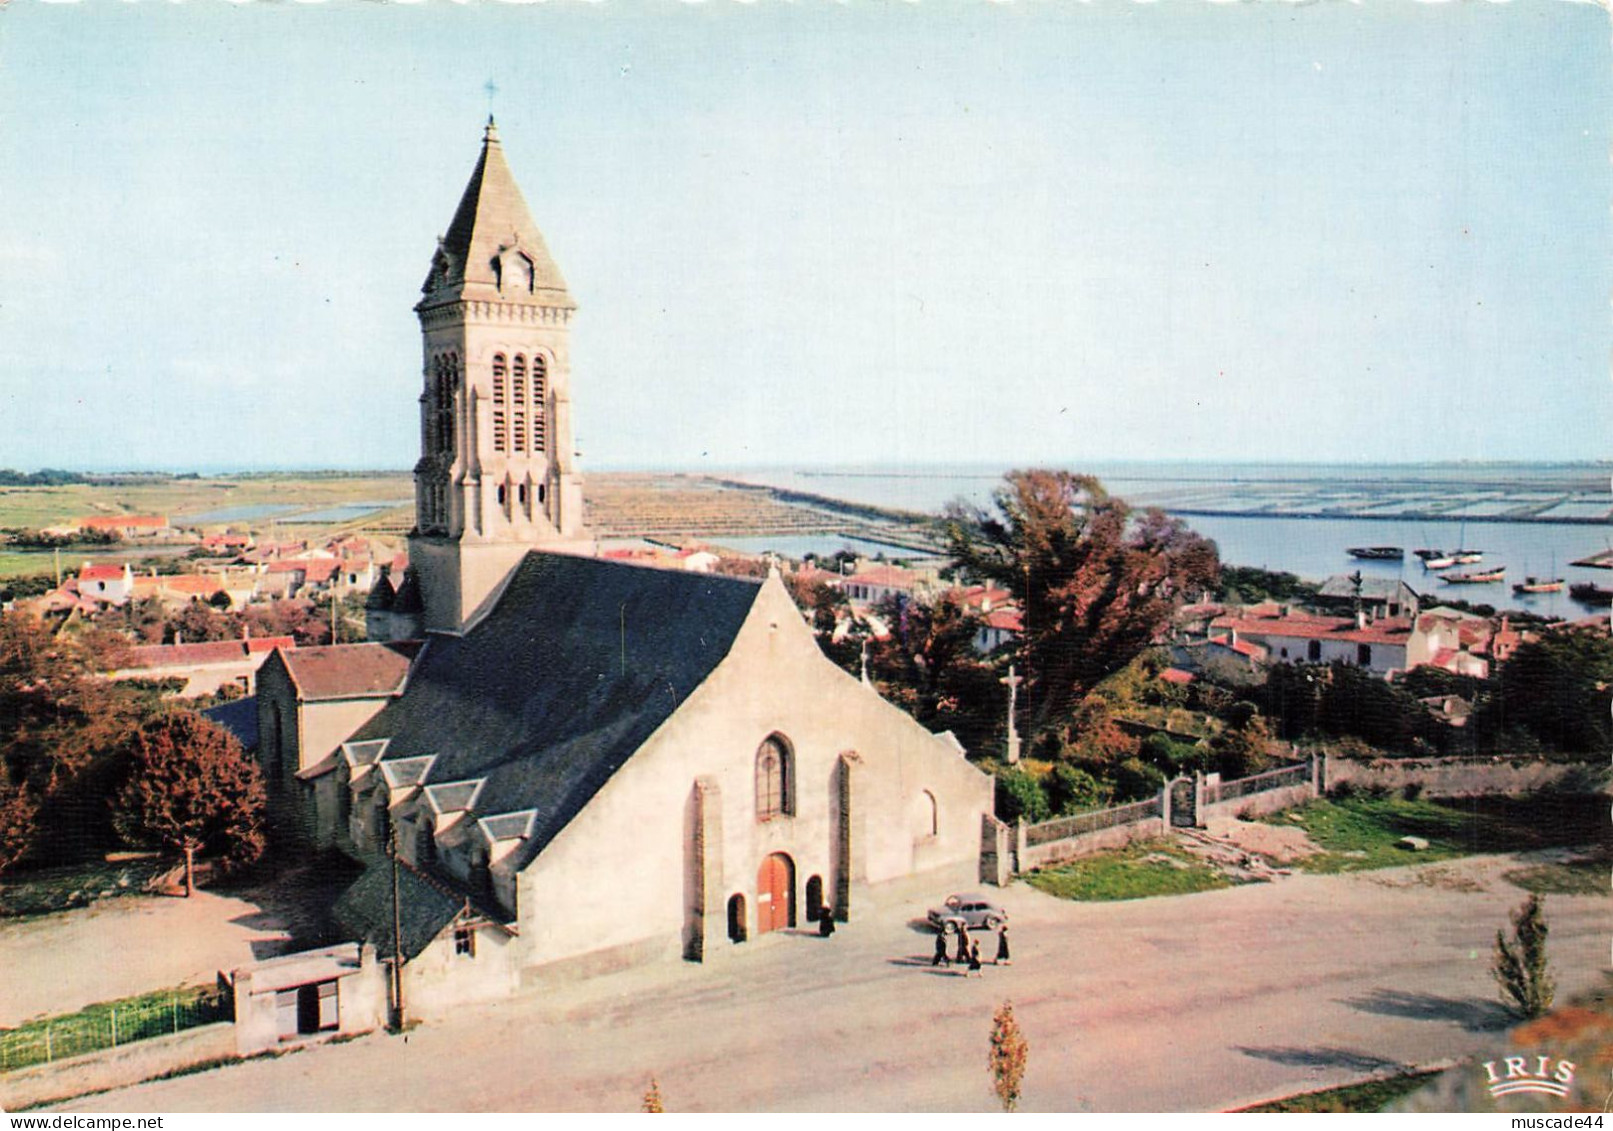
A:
[756,852,795,934]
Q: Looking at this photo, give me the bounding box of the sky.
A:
[0,1,1610,473]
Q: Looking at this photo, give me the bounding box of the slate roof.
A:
[354,551,762,873]
[333,858,470,962]
[1316,575,1418,602]
[204,696,259,753]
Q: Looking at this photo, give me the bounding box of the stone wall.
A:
[1016,817,1167,871]
[1323,754,1610,798]
[1201,782,1316,822]
[0,1022,235,1111]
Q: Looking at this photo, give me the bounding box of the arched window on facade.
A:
[511,356,528,453]
[919,789,938,839]
[532,354,547,453]
[491,354,508,453]
[755,734,793,822]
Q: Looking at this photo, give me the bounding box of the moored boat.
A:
[1347,546,1403,561]
[1451,550,1484,565]
[1420,554,1456,570]
[1569,582,1613,607]
[1442,566,1505,584]
[1513,577,1565,594]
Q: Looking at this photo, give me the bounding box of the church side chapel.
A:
[255,120,993,1017]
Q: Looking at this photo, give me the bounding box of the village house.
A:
[247,121,995,1023]
[108,634,296,699]
[76,562,135,606]
[1313,574,1421,620]
[840,563,933,607]
[77,514,173,540]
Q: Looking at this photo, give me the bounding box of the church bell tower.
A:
[406,119,591,634]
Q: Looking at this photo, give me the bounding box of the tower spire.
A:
[401,121,592,637]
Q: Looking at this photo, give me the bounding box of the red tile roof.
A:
[1159,667,1196,685]
[845,566,917,591]
[163,575,221,595]
[119,636,296,670]
[982,609,1023,631]
[79,564,128,582]
[80,515,166,531]
[281,642,416,700]
[1212,612,1412,647]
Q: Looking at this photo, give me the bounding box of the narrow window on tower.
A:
[532,355,547,453]
[439,357,456,460]
[512,355,528,454]
[492,355,509,453]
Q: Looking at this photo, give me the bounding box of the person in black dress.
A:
[995,924,1011,966]
[932,929,950,967]
[967,940,983,977]
[954,923,970,966]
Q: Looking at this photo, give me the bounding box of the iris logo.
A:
[1481,1055,1576,1099]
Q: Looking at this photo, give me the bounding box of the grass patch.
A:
[1025,840,1233,902]
[1504,858,1610,897]
[0,858,168,920]
[1270,794,1608,874]
[0,984,228,1074]
[1237,1069,1444,1112]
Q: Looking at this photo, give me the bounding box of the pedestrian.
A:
[818,906,835,938]
[995,924,1011,966]
[932,929,950,967]
[967,939,983,977]
[954,923,970,966]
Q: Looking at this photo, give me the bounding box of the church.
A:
[254,121,993,1018]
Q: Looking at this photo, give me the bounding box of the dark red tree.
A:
[113,710,266,896]
[945,470,1219,734]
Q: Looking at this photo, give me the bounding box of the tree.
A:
[641,1078,664,1113]
[113,710,266,896]
[0,774,38,874]
[1492,894,1555,1019]
[867,592,1000,755]
[0,612,143,868]
[1476,627,1613,754]
[946,470,1219,735]
[988,1000,1030,1112]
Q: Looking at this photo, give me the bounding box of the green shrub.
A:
[994,769,1050,824]
[1493,894,1555,1018]
[1112,757,1166,803]
[1046,764,1109,815]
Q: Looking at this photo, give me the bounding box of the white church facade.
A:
[253,121,993,1025]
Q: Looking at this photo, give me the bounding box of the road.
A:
[55,853,1611,1112]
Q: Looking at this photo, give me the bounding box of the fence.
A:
[1025,796,1163,846]
[0,989,229,1074]
[1011,759,1316,873]
[1210,761,1311,805]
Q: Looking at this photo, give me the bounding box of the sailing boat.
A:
[1513,553,1564,595]
[1450,520,1483,565]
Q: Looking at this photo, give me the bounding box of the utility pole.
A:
[388,824,405,1031]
